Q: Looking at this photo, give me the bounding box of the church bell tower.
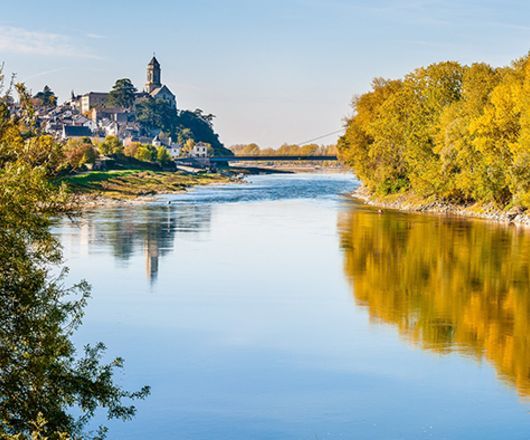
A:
[145,56,161,93]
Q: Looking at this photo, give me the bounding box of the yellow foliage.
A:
[338,206,530,396]
[339,54,530,208]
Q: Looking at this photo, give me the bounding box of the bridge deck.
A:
[206,155,337,162]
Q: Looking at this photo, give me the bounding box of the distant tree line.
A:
[230,143,337,156]
[338,54,530,209]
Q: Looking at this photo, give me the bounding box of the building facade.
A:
[81,92,110,114]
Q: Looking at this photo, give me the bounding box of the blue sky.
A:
[1,0,529,147]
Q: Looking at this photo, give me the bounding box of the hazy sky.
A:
[1,0,529,147]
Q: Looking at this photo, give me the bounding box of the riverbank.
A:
[63,170,233,209]
[352,186,530,227]
[63,164,347,209]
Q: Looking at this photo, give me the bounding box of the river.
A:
[54,173,530,439]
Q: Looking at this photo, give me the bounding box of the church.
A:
[143,56,177,108]
[80,56,177,113]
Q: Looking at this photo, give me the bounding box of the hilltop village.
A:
[30,56,228,162]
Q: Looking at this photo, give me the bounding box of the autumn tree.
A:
[63,137,97,170]
[338,54,530,209]
[98,135,123,156]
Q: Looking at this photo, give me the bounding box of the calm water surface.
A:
[55,173,530,439]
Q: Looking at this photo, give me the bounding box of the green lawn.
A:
[62,170,139,186]
[61,169,229,199]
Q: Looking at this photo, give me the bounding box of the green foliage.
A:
[107,78,137,109]
[122,142,171,165]
[62,169,137,187]
[156,145,172,164]
[175,127,193,146]
[98,135,123,156]
[134,144,156,162]
[136,97,178,135]
[33,85,57,107]
[135,100,231,156]
[177,109,231,156]
[338,54,530,208]
[0,67,149,439]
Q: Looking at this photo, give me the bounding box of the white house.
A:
[167,144,181,158]
[151,134,163,147]
[103,121,120,137]
[190,142,209,158]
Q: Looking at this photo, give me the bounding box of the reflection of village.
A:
[338,206,530,398]
[77,204,212,283]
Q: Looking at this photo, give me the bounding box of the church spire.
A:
[145,55,161,93]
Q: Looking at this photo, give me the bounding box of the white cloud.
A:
[86,33,107,40]
[0,25,98,58]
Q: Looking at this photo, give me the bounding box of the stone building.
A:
[81,92,110,114]
[144,56,177,108]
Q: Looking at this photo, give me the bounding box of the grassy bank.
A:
[352,186,530,227]
[62,169,230,201]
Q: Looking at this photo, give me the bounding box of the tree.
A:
[63,138,97,171]
[33,85,57,107]
[123,141,141,158]
[229,143,336,157]
[134,144,156,162]
[156,146,172,165]
[136,97,178,135]
[177,110,231,156]
[230,143,261,156]
[0,162,150,438]
[0,69,150,438]
[338,54,530,209]
[108,79,137,109]
[135,100,232,157]
[338,78,406,194]
[181,138,195,154]
[98,135,123,156]
[175,127,193,146]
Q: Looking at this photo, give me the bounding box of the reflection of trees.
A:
[83,204,212,282]
[338,206,530,396]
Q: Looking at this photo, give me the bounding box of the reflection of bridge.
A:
[175,155,338,165]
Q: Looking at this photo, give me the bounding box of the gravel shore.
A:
[351,186,530,227]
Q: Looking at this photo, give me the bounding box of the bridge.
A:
[210,155,337,162]
[175,155,338,165]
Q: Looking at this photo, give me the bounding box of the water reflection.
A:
[338,204,530,397]
[73,204,212,283]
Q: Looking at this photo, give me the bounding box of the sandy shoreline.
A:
[67,166,347,210]
[351,185,530,227]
